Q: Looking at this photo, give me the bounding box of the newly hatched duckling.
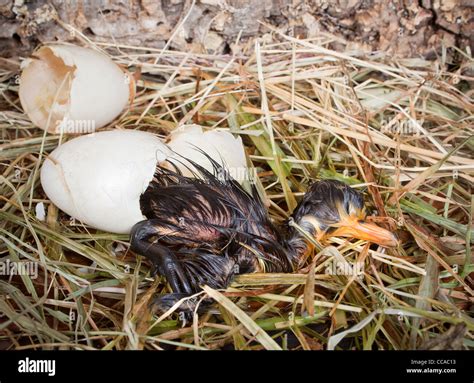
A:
[40,128,397,315]
[130,157,397,314]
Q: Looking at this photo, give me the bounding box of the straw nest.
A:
[1,26,473,350]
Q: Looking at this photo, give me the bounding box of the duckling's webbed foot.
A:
[131,220,239,316]
[152,251,238,317]
[151,251,237,317]
[130,220,192,294]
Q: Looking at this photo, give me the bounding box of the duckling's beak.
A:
[328,217,398,248]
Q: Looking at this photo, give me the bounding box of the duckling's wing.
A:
[140,154,267,232]
[140,154,295,272]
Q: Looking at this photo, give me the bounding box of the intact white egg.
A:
[41,126,248,234]
[41,130,171,233]
[19,44,135,133]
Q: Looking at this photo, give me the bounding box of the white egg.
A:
[167,124,248,182]
[20,44,134,133]
[41,130,171,233]
[41,126,248,234]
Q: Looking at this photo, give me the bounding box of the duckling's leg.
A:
[131,219,239,316]
[130,220,193,295]
[153,252,238,315]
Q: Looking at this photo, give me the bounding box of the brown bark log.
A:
[0,0,472,59]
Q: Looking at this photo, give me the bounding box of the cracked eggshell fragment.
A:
[19,44,134,133]
[167,124,248,183]
[40,130,171,234]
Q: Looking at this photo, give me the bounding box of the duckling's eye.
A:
[346,203,359,216]
[344,199,351,213]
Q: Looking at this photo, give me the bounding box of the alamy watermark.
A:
[55,117,96,134]
[380,118,420,136]
[216,166,258,184]
[18,357,55,376]
[325,260,364,279]
[0,259,38,279]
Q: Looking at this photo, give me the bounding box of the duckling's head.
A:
[291,180,398,248]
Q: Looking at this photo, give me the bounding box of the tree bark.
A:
[0,0,472,59]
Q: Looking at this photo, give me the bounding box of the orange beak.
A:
[327,218,398,248]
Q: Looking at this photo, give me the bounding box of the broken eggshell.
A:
[167,124,248,182]
[19,44,135,133]
[40,126,247,234]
